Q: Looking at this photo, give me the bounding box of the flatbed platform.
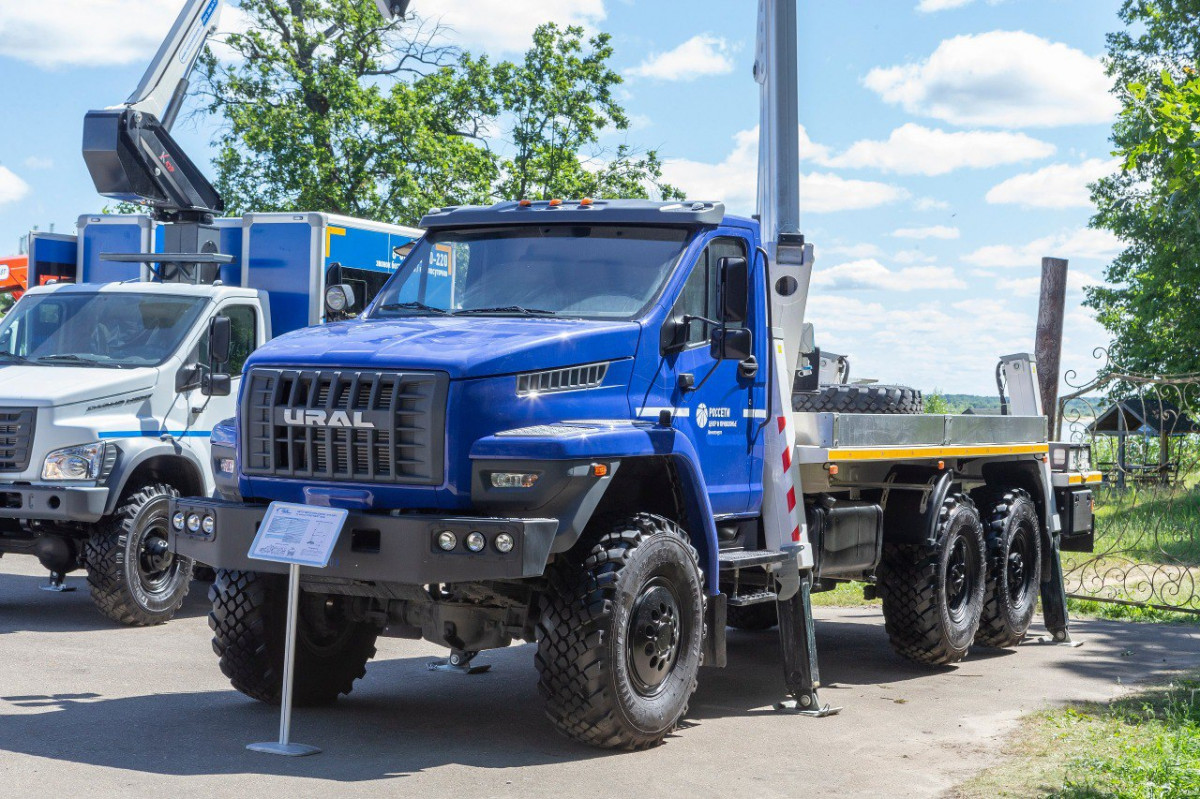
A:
[793,412,1048,464]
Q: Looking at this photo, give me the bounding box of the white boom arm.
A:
[122,0,224,129]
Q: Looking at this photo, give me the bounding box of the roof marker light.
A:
[580,198,593,206]
[518,199,532,207]
[548,198,563,207]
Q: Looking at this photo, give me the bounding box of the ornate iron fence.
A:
[1056,350,1200,614]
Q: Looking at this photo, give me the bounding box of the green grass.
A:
[954,675,1200,798]
[810,580,879,608]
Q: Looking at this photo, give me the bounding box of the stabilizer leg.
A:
[427,649,491,675]
[1032,538,1081,647]
[39,571,75,593]
[774,571,839,716]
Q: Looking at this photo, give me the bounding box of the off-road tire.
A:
[537,513,705,750]
[878,494,986,665]
[975,489,1042,648]
[209,569,379,706]
[726,601,778,631]
[85,483,193,626]
[793,384,924,415]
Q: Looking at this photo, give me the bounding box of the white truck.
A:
[0,212,420,624]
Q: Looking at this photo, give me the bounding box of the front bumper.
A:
[0,484,109,522]
[169,497,559,583]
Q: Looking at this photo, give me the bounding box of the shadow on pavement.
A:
[0,571,212,634]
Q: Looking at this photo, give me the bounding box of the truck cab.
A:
[0,212,420,626]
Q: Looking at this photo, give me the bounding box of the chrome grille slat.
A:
[516,362,609,396]
[242,368,446,485]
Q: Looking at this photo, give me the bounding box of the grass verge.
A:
[953,674,1200,799]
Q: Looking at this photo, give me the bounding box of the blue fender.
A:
[471,421,723,594]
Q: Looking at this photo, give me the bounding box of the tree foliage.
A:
[200,0,680,226]
[1088,1,1200,374]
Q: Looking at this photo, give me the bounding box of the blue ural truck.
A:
[170,197,1100,748]
[0,212,419,624]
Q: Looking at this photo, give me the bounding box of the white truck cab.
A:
[0,213,421,625]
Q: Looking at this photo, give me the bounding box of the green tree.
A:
[1088,1,1200,374]
[200,1,678,226]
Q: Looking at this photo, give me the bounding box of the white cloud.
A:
[0,1,255,68]
[893,225,960,240]
[661,127,908,214]
[915,197,950,211]
[820,243,884,260]
[986,158,1119,209]
[812,259,966,291]
[965,228,1123,268]
[0,166,31,205]
[864,31,1119,128]
[824,124,1055,175]
[22,156,53,171]
[627,34,736,81]
[419,0,606,53]
[917,0,975,10]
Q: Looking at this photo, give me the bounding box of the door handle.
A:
[738,356,759,380]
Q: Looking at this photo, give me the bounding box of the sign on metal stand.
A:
[245,501,348,757]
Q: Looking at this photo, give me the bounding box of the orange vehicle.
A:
[0,255,28,300]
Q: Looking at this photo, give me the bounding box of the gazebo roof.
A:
[1086,399,1200,436]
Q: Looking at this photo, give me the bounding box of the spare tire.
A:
[793,384,924,414]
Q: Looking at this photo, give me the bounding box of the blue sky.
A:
[0,0,1125,393]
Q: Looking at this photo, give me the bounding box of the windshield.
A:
[0,291,208,368]
[369,225,691,320]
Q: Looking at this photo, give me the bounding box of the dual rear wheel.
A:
[878,489,1042,665]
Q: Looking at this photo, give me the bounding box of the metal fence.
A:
[1056,351,1200,615]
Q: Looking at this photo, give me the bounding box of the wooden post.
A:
[1035,257,1069,436]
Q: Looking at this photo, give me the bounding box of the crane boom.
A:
[124,0,224,130]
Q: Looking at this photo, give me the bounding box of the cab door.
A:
[664,235,756,516]
[176,302,265,492]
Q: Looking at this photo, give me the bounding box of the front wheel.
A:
[85,483,193,626]
[537,514,705,750]
[209,570,379,706]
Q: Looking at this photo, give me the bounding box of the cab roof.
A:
[22,281,260,299]
[419,199,729,230]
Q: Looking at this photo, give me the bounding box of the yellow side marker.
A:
[824,443,1048,463]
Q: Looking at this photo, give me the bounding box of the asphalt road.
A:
[1,558,1197,798]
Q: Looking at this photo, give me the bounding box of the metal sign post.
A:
[245,501,348,758]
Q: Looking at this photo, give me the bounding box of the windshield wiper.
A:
[454,306,557,317]
[379,301,450,315]
[35,354,123,369]
[0,351,27,363]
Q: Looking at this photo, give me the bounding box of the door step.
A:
[718,549,790,570]
[728,589,778,607]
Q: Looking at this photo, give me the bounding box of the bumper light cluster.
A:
[490,472,539,489]
[172,511,215,536]
[436,529,516,554]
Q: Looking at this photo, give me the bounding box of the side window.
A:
[672,237,748,347]
[195,305,258,376]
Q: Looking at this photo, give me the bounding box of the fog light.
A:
[490,472,539,489]
[172,511,186,531]
[202,516,215,535]
[218,458,235,475]
[465,532,486,552]
[187,513,202,533]
[494,533,515,553]
[437,530,457,551]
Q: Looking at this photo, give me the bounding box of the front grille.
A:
[242,369,447,485]
[0,409,35,473]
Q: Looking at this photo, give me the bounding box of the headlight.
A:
[325,284,356,314]
[172,512,186,531]
[42,442,106,481]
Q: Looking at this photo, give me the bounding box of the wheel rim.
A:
[946,532,979,622]
[627,578,683,697]
[136,504,178,596]
[299,593,356,654]
[1007,520,1037,604]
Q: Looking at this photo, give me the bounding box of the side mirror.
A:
[208,316,232,366]
[718,256,749,324]
[325,283,357,315]
[710,327,753,361]
[202,315,232,397]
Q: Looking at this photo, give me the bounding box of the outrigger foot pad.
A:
[774,696,842,717]
[39,572,75,593]
[1024,633,1083,648]
[428,649,491,675]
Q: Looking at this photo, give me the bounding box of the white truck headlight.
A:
[42,442,106,481]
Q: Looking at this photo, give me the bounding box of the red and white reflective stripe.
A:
[778,415,801,543]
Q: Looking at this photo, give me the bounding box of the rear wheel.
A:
[975,489,1042,647]
[536,514,704,750]
[209,569,379,706]
[85,483,193,626]
[878,494,986,665]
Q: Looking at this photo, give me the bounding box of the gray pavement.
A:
[1,557,1198,798]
